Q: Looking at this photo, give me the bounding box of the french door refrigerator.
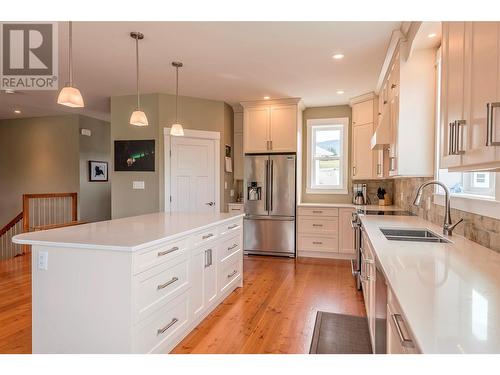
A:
[244,154,296,257]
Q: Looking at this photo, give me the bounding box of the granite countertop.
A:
[361,214,500,353]
[13,212,244,252]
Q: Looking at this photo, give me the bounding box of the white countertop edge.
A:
[12,213,245,252]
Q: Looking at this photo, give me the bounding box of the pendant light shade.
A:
[57,21,84,108]
[130,31,148,127]
[170,61,184,136]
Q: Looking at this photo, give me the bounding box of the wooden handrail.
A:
[0,212,23,237]
[32,221,87,231]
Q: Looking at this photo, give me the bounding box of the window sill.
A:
[306,188,348,195]
[433,193,500,220]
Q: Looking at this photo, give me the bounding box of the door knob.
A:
[205,202,215,206]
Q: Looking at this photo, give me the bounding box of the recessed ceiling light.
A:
[336,90,345,95]
[14,109,21,114]
[332,54,344,60]
[263,96,270,100]
[428,33,437,38]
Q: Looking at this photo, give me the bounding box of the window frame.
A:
[306,117,349,195]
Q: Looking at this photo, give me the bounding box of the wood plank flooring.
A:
[0,254,365,354]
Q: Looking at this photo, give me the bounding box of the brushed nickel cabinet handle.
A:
[312,210,323,214]
[312,241,323,245]
[377,163,381,175]
[157,318,179,335]
[228,244,238,251]
[391,314,414,348]
[227,270,237,278]
[486,102,500,146]
[157,277,179,290]
[157,246,179,257]
[202,233,214,240]
[454,120,466,154]
[448,122,454,155]
[353,166,356,176]
[312,224,323,227]
[228,224,238,230]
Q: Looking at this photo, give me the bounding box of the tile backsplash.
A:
[355,180,395,206]
[394,177,500,253]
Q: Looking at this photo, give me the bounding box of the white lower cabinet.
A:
[191,244,218,319]
[386,287,419,354]
[297,206,355,259]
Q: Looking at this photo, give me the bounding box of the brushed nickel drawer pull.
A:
[157,318,179,335]
[202,233,214,240]
[391,314,414,348]
[228,244,238,251]
[157,277,179,290]
[157,246,179,257]
[231,208,241,211]
[228,224,238,230]
[312,241,323,245]
[312,210,323,214]
[312,224,323,227]
[227,270,237,278]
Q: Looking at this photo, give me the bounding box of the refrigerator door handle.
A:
[269,160,274,212]
[264,159,269,211]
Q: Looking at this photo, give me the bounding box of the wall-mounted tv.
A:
[114,139,155,172]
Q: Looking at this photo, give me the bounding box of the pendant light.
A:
[129,32,148,126]
[57,21,84,108]
[170,61,184,136]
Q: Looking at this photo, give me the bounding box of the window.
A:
[306,117,349,194]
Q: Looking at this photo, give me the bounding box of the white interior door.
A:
[170,136,217,213]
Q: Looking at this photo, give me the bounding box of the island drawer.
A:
[218,218,243,237]
[218,234,241,262]
[133,291,189,353]
[133,237,188,275]
[133,257,189,322]
[192,227,219,247]
[298,217,339,234]
[219,256,242,294]
[297,207,339,217]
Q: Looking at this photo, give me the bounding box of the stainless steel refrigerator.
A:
[244,154,296,257]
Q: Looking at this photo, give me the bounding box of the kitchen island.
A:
[13,212,244,354]
[360,215,500,353]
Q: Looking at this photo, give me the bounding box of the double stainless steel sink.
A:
[380,228,451,243]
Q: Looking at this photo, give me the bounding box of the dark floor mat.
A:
[309,311,373,354]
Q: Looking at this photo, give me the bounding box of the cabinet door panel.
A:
[440,22,465,169]
[233,132,243,180]
[339,208,355,255]
[352,123,374,179]
[352,100,374,126]
[270,105,297,152]
[463,22,498,165]
[244,107,269,153]
[204,248,217,305]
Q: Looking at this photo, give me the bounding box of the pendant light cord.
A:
[68,21,73,86]
[175,66,179,123]
[136,35,140,109]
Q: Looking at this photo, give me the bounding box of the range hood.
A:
[371,105,391,150]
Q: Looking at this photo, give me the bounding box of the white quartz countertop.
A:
[298,202,404,211]
[360,215,500,353]
[13,212,244,252]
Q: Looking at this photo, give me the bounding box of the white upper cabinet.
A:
[441,22,500,171]
[373,43,435,178]
[243,107,270,153]
[351,94,384,179]
[242,98,302,154]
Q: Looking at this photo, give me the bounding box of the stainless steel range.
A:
[350,208,414,290]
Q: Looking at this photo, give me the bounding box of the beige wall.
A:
[79,116,111,222]
[0,114,111,227]
[111,93,234,219]
[301,105,353,204]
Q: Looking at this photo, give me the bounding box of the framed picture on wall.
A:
[114,140,155,171]
[88,161,108,182]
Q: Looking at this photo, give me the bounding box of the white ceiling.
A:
[0,21,401,121]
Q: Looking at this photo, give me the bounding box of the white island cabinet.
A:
[13,212,244,354]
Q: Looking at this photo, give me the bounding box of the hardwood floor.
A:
[0,254,364,354]
[0,254,31,354]
[172,256,365,354]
